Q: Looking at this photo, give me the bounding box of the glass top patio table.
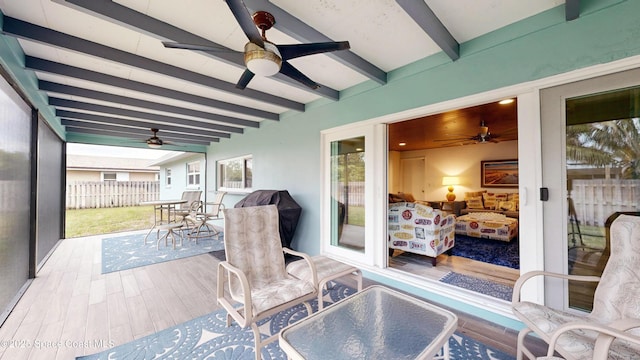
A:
[140,199,188,244]
[279,285,458,360]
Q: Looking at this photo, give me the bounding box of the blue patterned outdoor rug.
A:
[79,282,514,360]
[440,272,513,302]
[450,235,519,269]
[101,231,224,274]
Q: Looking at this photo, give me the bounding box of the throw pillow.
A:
[482,192,497,210]
[498,200,517,211]
[467,196,484,209]
[495,193,509,202]
[464,191,486,200]
[508,193,520,210]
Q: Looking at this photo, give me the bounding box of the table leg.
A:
[433,341,450,360]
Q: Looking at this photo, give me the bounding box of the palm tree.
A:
[566,118,640,179]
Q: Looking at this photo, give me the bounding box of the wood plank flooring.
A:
[389,250,520,287]
[0,231,548,360]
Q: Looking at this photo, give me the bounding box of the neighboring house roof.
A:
[150,152,204,166]
[67,155,159,173]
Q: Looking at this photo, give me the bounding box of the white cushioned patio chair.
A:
[513,214,640,360]
[217,205,318,360]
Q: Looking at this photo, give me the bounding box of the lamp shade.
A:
[442,176,460,186]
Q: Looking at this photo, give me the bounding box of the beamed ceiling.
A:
[0,0,578,151]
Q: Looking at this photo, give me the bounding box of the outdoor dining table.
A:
[279,285,458,360]
[140,199,188,244]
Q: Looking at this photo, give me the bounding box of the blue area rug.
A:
[451,234,519,269]
[101,231,224,274]
[78,282,514,360]
[440,272,514,302]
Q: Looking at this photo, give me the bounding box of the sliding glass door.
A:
[541,67,640,312]
[322,124,385,265]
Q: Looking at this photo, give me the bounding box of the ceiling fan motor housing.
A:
[244,42,282,76]
[252,11,276,31]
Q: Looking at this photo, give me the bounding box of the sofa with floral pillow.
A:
[459,190,519,218]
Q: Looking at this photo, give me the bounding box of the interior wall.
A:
[394,141,518,201]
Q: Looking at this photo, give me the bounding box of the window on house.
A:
[102,172,117,181]
[218,155,252,191]
[166,168,172,186]
[187,161,200,186]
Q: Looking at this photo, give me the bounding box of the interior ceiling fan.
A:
[162,0,350,90]
[436,120,501,145]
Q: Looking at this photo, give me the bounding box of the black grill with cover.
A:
[234,190,302,249]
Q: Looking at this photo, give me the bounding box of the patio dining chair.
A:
[183,191,226,242]
[173,190,202,222]
[512,213,640,360]
[217,205,318,360]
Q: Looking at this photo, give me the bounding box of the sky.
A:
[67,143,177,159]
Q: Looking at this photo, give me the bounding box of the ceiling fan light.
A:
[479,126,489,137]
[147,142,162,149]
[244,42,282,76]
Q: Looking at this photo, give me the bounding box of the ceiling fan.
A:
[145,128,174,149]
[162,0,350,90]
[436,120,502,145]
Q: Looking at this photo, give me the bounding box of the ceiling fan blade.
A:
[280,61,319,89]
[162,41,235,53]
[434,137,473,142]
[225,0,264,47]
[235,68,255,89]
[437,140,474,147]
[277,41,350,60]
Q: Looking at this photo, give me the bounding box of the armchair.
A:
[512,214,640,359]
[388,201,455,266]
[217,205,318,360]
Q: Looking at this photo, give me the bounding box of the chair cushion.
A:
[287,255,356,283]
[513,301,640,360]
[250,276,315,314]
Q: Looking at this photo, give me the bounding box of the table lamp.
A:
[442,176,460,201]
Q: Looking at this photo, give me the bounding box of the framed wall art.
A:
[481,159,518,187]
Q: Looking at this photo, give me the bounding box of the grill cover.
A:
[234,190,302,248]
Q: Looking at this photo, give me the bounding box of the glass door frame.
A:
[320,123,386,266]
[540,67,640,312]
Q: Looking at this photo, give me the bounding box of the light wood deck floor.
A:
[0,232,547,360]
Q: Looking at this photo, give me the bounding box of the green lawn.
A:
[65,206,156,238]
[347,206,365,226]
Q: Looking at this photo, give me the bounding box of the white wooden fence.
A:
[333,181,365,207]
[66,181,159,209]
[570,179,640,226]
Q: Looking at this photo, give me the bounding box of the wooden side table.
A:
[440,200,466,216]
